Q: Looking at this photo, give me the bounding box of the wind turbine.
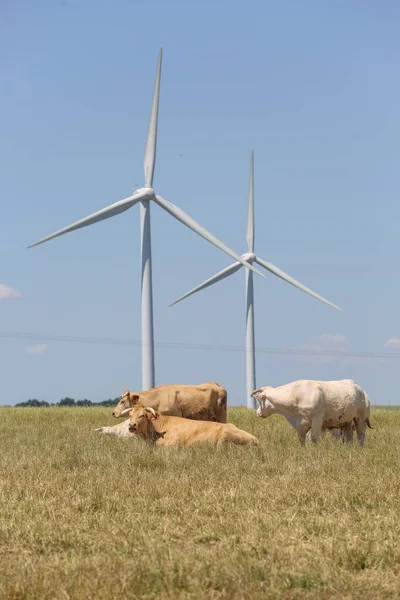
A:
[28,49,265,391]
[170,152,342,408]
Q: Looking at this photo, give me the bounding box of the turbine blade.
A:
[246,151,254,252]
[255,257,342,311]
[144,48,163,187]
[169,262,242,306]
[154,194,266,279]
[28,190,147,248]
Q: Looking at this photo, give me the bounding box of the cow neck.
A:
[151,415,168,433]
[268,402,299,426]
[148,415,168,440]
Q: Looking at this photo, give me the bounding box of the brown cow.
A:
[112,382,227,423]
[127,405,258,447]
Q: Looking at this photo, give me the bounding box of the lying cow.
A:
[93,419,132,438]
[252,379,372,445]
[128,405,259,447]
[112,382,227,423]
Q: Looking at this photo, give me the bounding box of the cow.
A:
[127,405,259,447]
[308,390,372,443]
[93,419,132,438]
[112,382,227,423]
[252,379,372,446]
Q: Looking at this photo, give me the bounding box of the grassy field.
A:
[1,407,400,599]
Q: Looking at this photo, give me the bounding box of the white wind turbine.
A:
[28,49,266,391]
[170,152,342,408]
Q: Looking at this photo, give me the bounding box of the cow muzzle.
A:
[128,423,137,432]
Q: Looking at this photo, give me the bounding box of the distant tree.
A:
[14,396,120,407]
[76,399,93,407]
[58,397,76,406]
[98,398,119,407]
[15,399,50,407]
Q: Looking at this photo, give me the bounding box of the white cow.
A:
[307,390,372,443]
[252,379,372,445]
[93,419,133,438]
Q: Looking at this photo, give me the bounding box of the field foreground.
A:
[1,407,400,599]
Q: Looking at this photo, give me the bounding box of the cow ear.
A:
[251,389,264,403]
[130,394,140,404]
[145,407,158,419]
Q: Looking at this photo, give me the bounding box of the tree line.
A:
[15,397,119,407]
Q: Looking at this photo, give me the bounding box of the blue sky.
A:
[1,0,400,406]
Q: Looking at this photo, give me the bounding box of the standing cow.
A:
[252,379,372,445]
[112,382,227,422]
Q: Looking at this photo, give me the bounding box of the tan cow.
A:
[112,382,227,423]
[128,405,258,447]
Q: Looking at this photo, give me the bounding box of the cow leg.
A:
[342,422,354,444]
[298,421,311,446]
[298,432,307,446]
[355,420,367,447]
[328,428,343,442]
[217,436,230,449]
[307,427,329,442]
[310,416,323,443]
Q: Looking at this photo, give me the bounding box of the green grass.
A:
[1,406,400,599]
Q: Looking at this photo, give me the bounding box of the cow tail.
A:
[354,417,373,429]
[217,387,227,408]
[215,387,228,423]
[364,390,373,429]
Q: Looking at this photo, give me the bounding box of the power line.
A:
[0,331,399,360]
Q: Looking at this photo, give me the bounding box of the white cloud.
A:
[384,338,400,349]
[25,344,48,355]
[317,333,349,346]
[0,284,22,299]
[296,333,350,366]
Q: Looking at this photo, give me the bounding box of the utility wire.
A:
[0,331,399,360]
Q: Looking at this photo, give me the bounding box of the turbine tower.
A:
[28,49,265,391]
[170,152,342,408]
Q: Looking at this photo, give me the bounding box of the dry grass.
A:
[1,406,400,599]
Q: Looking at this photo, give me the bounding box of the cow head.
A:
[251,388,274,418]
[112,389,140,418]
[128,405,159,436]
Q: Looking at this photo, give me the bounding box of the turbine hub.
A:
[135,186,155,201]
[242,252,256,264]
